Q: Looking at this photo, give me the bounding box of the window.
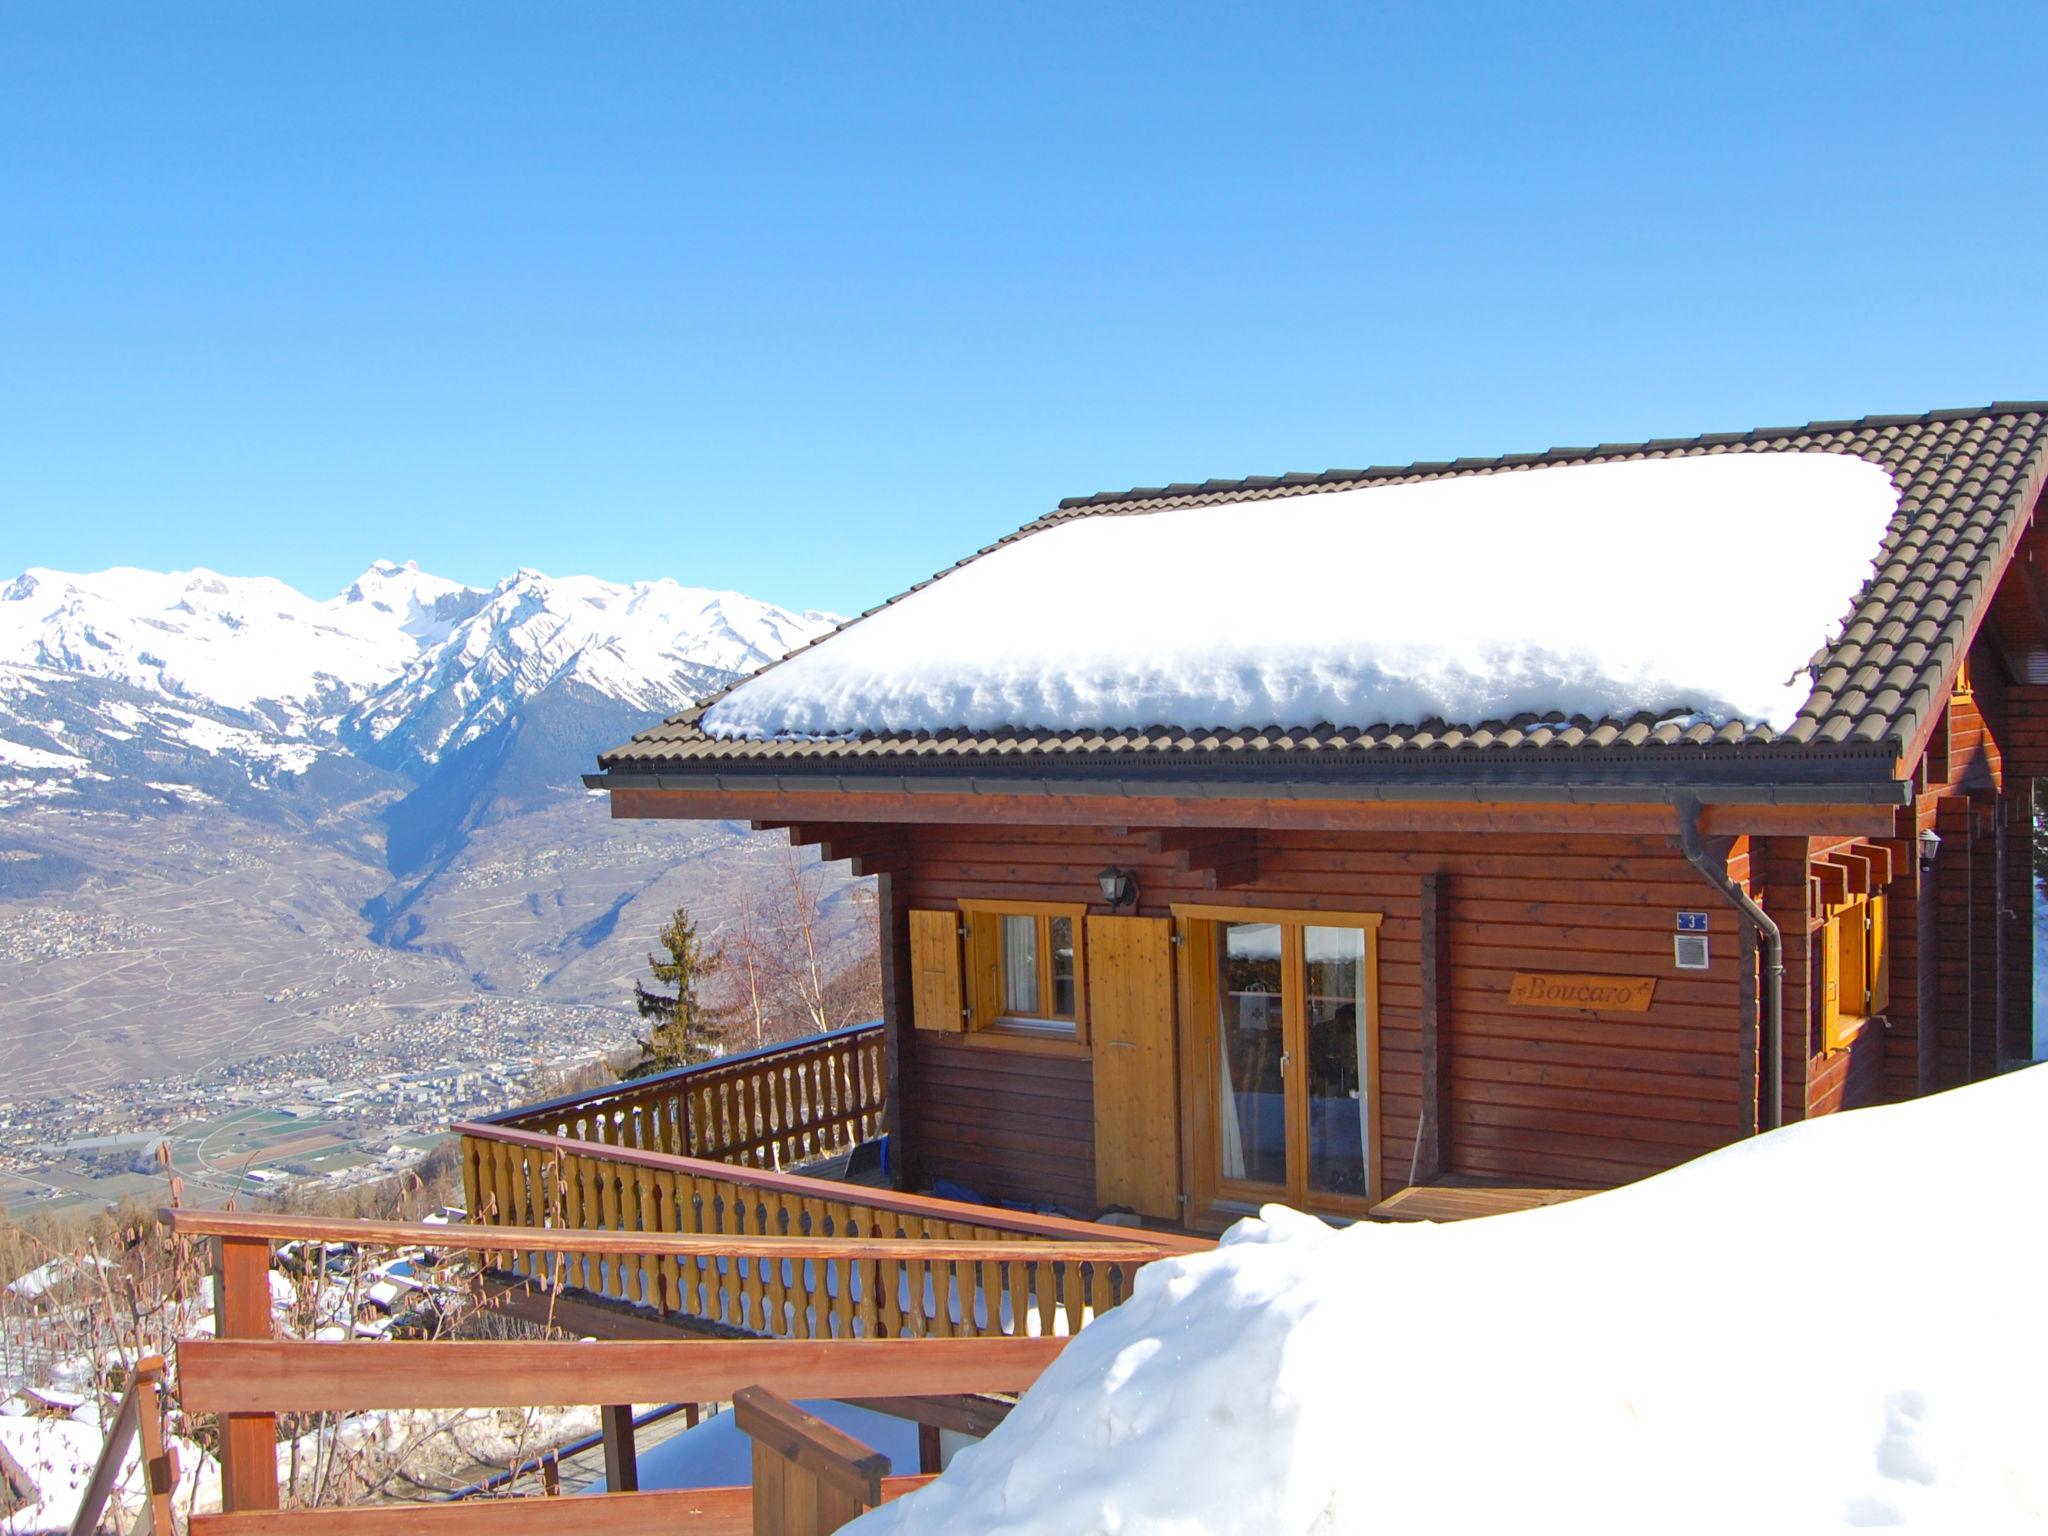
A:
[1818,894,1888,1052]
[959,900,1088,1042]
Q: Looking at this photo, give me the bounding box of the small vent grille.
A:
[1673,934,1710,971]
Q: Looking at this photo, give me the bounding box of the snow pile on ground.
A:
[0,1398,216,1531]
[854,1065,2048,1534]
[705,452,1900,739]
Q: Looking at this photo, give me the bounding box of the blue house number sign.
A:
[1676,912,1709,932]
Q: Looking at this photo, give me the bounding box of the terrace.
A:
[86,1028,1208,1534]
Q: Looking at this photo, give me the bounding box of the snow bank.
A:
[854,1065,2048,1534]
[705,453,1900,739]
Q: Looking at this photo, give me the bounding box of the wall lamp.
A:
[1918,828,1942,869]
[1097,866,1139,913]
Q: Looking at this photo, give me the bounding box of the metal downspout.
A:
[1674,792,1784,1132]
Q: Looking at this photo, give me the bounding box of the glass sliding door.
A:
[1180,906,1381,1218]
[1216,921,1286,1190]
[1304,925,1370,1198]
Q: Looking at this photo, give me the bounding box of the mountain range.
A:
[0,561,833,871]
[0,561,842,1102]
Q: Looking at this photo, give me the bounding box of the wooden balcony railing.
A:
[454,1121,1209,1343]
[167,1208,1123,1531]
[480,1021,886,1173]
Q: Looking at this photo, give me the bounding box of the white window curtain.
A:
[1000,915,1038,1015]
[1217,1029,1246,1180]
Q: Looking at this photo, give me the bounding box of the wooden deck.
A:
[1367,1180,1596,1223]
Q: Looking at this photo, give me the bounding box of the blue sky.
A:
[4,3,2046,616]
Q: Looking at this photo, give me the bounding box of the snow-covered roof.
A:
[5,1257,113,1303]
[857,1063,2048,1533]
[600,405,2048,788]
[705,453,1894,739]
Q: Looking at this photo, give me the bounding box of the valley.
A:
[0,560,853,1218]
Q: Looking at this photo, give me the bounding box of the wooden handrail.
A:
[178,1336,1065,1413]
[481,1024,887,1176]
[164,1208,1177,1263]
[68,1355,174,1536]
[478,1021,883,1128]
[456,1121,1209,1252]
[189,1478,939,1535]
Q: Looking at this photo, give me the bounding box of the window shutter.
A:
[1820,915,1844,1052]
[966,912,1002,1028]
[909,909,965,1033]
[1868,895,1889,1015]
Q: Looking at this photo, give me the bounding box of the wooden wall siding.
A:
[906,1038,1096,1210]
[1876,832,1927,1106]
[1931,796,1978,1090]
[877,874,917,1185]
[1999,685,2048,775]
[1947,692,2004,794]
[1741,838,1806,1127]
[891,822,1752,1204]
[2000,782,2035,1067]
[1970,793,2004,1076]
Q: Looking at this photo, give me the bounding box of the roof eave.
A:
[583,763,1914,808]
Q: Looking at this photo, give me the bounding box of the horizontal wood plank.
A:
[179,1337,1066,1414]
[190,1476,938,1536]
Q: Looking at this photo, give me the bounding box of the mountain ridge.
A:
[0,559,853,1108]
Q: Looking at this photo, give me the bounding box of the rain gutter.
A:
[1673,790,1784,1133]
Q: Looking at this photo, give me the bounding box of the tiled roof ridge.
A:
[1050,402,2048,512]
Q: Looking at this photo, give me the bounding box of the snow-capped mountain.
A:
[345,569,835,774]
[0,561,838,872]
[0,561,483,733]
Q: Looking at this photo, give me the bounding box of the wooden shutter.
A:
[1088,915,1179,1219]
[1868,895,1890,1015]
[965,913,1002,1028]
[1819,915,1844,1052]
[909,910,965,1033]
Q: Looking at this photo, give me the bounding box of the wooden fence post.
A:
[734,1386,890,1536]
[600,1404,639,1492]
[215,1234,279,1512]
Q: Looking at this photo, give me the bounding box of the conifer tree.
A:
[633,907,726,1072]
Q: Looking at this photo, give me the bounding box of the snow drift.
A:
[704,452,1901,739]
[853,1065,2047,1533]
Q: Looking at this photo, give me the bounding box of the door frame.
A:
[1172,903,1383,1226]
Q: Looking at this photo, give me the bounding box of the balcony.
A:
[455,1021,1205,1345]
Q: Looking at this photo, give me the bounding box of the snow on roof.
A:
[854,1063,2048,1534]
[5,1257,113,1303]
[704,452,1900,741]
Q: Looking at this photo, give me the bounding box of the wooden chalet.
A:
[148,404,2048,1535]
[580,404,2048,1232]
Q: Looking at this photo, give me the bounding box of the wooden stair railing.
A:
[453,1122,1208,1343]
[167,1207,1181,1518]
[67,1354,176,1536]
[733,1386,932,1536]
[480,1022,887,1172]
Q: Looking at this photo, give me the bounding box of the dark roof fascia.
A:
[586,767,1913,809]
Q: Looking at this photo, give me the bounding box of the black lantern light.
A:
[1097,865,1138,912]
[1918,827,1942,869]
